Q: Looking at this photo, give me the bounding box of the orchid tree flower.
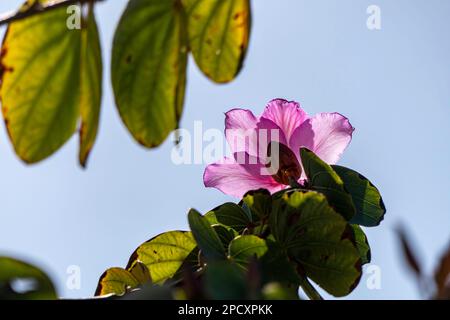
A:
[204,99,354,198]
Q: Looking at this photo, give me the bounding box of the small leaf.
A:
[228,235,268,268]
[0,257,57,300]
[270,191,362,297]
[351,225,371,265]
[182,0,251,83]
[213,224,238,248]
[240,189,272,220]
[128,261,152,284]
[95,267,139,296]
[434,243,450,299]
[127,231,198,284]
[112,0,188,148]
[188,209,226,261]
[300,148,356,220]
[332,165,386,227]
[205,202,251,233]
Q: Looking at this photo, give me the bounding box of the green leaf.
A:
[212,224,238,248]
[205,202,252,233]
[228,235,268,268]
[79,4,103,167]
[95,267,139,296]
[332,165,386,226]
[128,261,152,284]
[112,0,188,148]
[300,148,356,220]
[182,0,251,83]
[0,257,57,300]
[240,189,272,220]
[126,231,198,284]
[270,191,362,297]
[188,209,226,261]
[262,282,300,300]
[351,225,371,265]
[0,1,102,164]
[204,261,247,299]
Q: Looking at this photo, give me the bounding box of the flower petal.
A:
[204,155,285,198]
[261,99,308,141]
[225,108,258,154]
[289,112,354,164]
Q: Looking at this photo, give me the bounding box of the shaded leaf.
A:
[204,261,247,299]
[205,202,251,233]
[351,225,371,265]
[270,191,362,297]
[95,267,139,296]
[212,224,238,248]
[111,0,188,147]
[182,0,251,83]
[188,209,226,261]
[300,148,356,220]
[127,231,198,284]
[435,243,450,299]
[332,165,386,227]
[228,235,267,268]
[0,1,102,164]
[397,226,422,277]
[0,257,57,300]
[240,189,272,220]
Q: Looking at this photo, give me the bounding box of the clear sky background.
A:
[0,0,449,299]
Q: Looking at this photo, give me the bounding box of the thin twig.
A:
[0,0,106,27]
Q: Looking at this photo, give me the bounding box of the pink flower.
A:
[203,99,354,198]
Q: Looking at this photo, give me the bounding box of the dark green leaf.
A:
[213,224,238,248]
[332,165,386,226]
[188,209,226,261]
[270,191,362,297]
[204,261,247,299]
[351,225,371,265]
[300,148,356,220]
[0,257,57,300]
[112,0,188,147]
[205,202,252,233]
[240,189,272,220]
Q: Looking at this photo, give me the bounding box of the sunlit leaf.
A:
[228,235,267,268]
[0,1,102,164]
[182,0,251,83]
[205,202,252,233]
[95,267,139,296]
[332,165,386,227]
[127,231,198,284]
[188,209,226,261]
[262,282,300,300]
[0,257,57,300]
[79,4,103,167]
[112,0,188,147]
[300,148,356,220]
[270,191,362,297]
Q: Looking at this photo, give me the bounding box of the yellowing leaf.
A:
[183,0,251,83]
[111,0,188,148]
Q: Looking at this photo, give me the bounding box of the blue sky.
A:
[0,0,449,299]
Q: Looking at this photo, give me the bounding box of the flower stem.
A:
[300,277,323,300]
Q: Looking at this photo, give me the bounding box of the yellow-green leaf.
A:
[79,4,103,167]
[126,231,198,284]
[183,0,251,83]
[112,0,188,147]
[95,267,139,296]
[0,1,103,164]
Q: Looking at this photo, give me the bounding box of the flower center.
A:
[266,142,302,186]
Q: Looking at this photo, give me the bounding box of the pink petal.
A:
[289,112,354,165]
[225,109,258,155]
[203,155,285,198]
[261,99,308,141]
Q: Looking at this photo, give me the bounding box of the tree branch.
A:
[0,0,106,27]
